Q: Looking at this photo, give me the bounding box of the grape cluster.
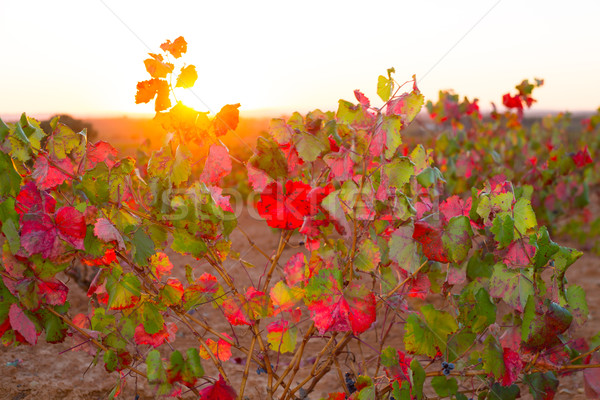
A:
[255,363,274,375]
[441,361,455,376]
[344,373,356,394]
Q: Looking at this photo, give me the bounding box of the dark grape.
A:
[443,368,450,376]
[256,366,267,375]
[448,362,455,370]
[345,372,357,394]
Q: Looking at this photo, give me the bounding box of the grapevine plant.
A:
[422,85,599,253]
[0,36,599,399]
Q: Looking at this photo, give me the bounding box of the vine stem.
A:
[261,230,293,293]
[112,202,174,234]
[44,307,150,382]
[285,332,354,400]
[175,310,230,386]
[558,363,600,371]
[524,352,540,373]
[251,323,275,399]
[114,248,230,392]
[571,343,600,363]
[47,306,201,397]
[272,324,315,394]
[237,225,272,261]
[45,307,110,354]
[308,333,339,377]
[333,357,350,397]
[237,335,257,400]
[179,311,288,392]
[374,311,396,380]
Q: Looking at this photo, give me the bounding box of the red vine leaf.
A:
[15,182,56,218]
[221,298,251,326]
[412,221,448,263]
[502,241,536,268]
[501,347,523,386]
[502,93,523,109]
[32,155,74,190]
[309,283,376,335]
[55,207,86,250]
[584,355,600,398]
[257,180,312,230]
[397,267,431,299]
[284,253,305,287]
[86,271,107,304]
[81,248,116,267]
[208,186,233,212]
[354,90,371,108]
[200,145,232,185]
[20,213,63,259]
[86,141,117,169]
[247,164,272,192]
[439,195,471,224]
[198,375,236,400]
[93,218,126,250]
[134,322,177,348]
[244,287,273,320]
[572,145,593,168]
[385,350,413,383]
[38,279,69,305]
[9,304,38,345]
[324,150,354,182]
[193,273,219,293]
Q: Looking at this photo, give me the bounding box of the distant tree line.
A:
[40,114,99,142]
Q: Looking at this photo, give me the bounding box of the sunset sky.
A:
[0,0,599,119]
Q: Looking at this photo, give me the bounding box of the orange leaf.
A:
[135,78,160,104]
[211,104,240,136]
[160,36,187,58]
[175,65,198,89]
[155,79,171,112]
[149,252,173,280]
[199,335,233,361]
[144,53,174,78]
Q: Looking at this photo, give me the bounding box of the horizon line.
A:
[1,107,598,123]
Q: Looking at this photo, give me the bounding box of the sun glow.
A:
[0,1,599,119]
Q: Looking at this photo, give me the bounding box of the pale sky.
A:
[0,0,599,119]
